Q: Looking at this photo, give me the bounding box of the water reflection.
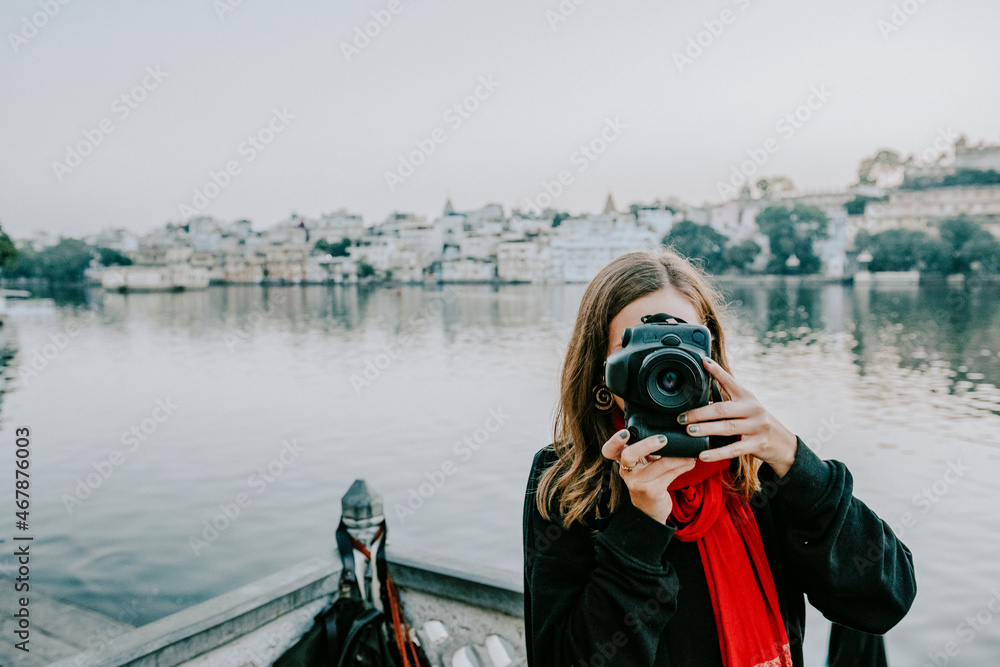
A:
[0,282,998,665]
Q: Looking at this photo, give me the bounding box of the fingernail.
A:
[657,434,667,444]
[618,429,629,440]
[677,414,687,424]
[688,424,699,434]
[699,451,711,461]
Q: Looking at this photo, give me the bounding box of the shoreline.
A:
[4,272,1000,291]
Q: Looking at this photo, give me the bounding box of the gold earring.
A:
[593,383,614,412]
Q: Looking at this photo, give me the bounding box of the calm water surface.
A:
[1,281,999,665]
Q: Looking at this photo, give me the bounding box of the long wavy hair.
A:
[536,247,761,528]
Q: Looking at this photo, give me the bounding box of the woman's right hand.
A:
[601,430,697,524]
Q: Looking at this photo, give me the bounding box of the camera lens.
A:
[640,351,703,411]
[656,368,685,394]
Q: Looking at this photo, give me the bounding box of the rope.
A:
[348,529,419,667]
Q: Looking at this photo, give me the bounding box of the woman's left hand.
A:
[677,356,799,477]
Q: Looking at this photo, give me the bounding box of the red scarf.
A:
[612,409,793,667]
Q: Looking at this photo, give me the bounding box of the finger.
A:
[679,398,753,426]
[630,455,697,482]
[621,434,670,467]
[682,413,762,438]
[601,429,630,461]
[701,356,744,401]
[698,435,760,462]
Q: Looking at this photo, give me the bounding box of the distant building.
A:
[311,210,366,243]
[440,257,496,282]
[497,238,553,283]
[864,184,1000,239]
[955,135,1000,172]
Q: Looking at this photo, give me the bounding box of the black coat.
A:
[522,437,917,666]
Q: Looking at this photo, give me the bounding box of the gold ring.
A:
[620,461,634,474]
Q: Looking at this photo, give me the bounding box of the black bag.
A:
[273,595,396,667]
[274,518,430,667]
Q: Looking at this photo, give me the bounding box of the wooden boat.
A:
[33,481,527,667]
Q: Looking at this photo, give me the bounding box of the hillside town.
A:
[17,134,1000,288]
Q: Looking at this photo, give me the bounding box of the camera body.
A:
[604,312,727,458]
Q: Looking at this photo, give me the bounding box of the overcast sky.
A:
[2,0,999,238]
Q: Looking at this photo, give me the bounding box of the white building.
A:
[312,209,366,242]
[497,238,554,282]
[954,136,1000,172]
[348,236,399,271]
[92,227,140,253]
[440,257,496,282]
[635,206,679,239]
[864,184,1000,238]
[548,213,659,283]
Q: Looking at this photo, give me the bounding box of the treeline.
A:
[856,215,1000,274]
[900,168,1000,191]
[663,204,830,275]
[0,228,132,284]
[665,206,1000,276]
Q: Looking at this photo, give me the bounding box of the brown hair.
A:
[535,246,761,527]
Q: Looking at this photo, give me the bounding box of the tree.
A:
[756,204,829,274]
[315,237,352,257]
[864,229,929,271]
[0,224,18,273]
[96,247,133,267]
[934,215,1000,274]
[901,168,1000,190]
[844,195,882,216]
[552,212,570,227]
[34,238,96,283]
[7,245,38,278]
[357,260,375,279]
[857,150,903,186]
[917,237,952,273]
[723,238,761,273]
[663,221,729,274]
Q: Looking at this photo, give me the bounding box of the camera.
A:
[604,312,736,458]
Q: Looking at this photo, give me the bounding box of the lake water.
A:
[1,280,999,665]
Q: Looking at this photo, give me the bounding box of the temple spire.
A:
[603,193,617,214]
[443,197,455,215]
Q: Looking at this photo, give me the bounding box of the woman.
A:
[522,248,916,667]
